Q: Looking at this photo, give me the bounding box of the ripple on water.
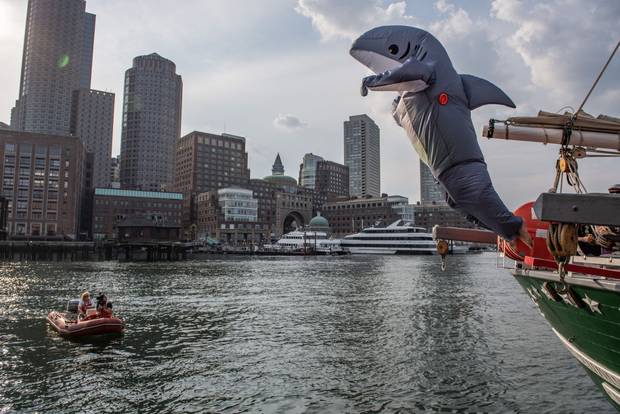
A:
[0,255,615,413]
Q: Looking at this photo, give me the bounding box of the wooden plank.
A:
[432,225,497,244]
[534,192,620,226]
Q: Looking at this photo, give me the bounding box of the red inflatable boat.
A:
[47,299,124,337]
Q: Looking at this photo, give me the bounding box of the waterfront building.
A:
[70,89,114,188]
[117,216,181,243]
[420,160,446,205]
[262,154,313,236]
[298,153,324,189]
[306,213,331,235]
[196,187,270,245]
[0,197,9,240]
[412,203,476,231]
[263,153,297,192]
[91,188,182,240]
[344,114,380,197]
[321,196,400,237]
[0,129,86,239]
[387,195,415,222]
[120,53,183,191]
[11,0,96,135]
[174,131,250,230]
[315,160,349,201]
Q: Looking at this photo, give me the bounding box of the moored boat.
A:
[433,104,620,409]
[342,219,469,255]
[263,229,344,254]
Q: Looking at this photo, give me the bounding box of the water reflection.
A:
[0,255,614,413]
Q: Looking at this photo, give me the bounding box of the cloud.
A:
[295,0,620,207]
[491,0,620,106]
[273,113,308,130]
[294,0,414,41]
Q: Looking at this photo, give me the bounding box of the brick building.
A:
[321,196,400,237]
[174,131,250,231]
[412,203,476,231]
[0,129,86,239]
[92,188,182,240]
[315,160,349,201]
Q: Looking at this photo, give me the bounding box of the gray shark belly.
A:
[394,92,484,177]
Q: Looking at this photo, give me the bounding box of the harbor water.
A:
[0,253,614,413]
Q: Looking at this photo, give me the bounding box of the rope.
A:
[575,40,620,119]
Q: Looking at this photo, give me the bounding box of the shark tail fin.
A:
[460,74,516,110]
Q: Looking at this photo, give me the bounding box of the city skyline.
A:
[1,0,619,207]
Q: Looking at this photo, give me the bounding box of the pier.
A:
[0,241,193,262]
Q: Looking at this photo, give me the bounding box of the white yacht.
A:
[341,220,468,255]
[264,230,343,254]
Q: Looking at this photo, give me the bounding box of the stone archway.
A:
[283,211,305,234]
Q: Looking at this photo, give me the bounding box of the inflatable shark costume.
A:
[350,25,522,240]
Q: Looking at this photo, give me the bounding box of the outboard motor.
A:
[66,299,80,314]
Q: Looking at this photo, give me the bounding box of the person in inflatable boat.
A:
[78,291,93,315]
[96,293,113,318]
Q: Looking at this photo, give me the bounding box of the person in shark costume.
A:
[350,25,530,243]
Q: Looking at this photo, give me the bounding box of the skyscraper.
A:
[70,89,115,188]
[120,53,183,191]
[298,153,324,189]
[343,114,380,197]
[11,0,96,135]
[420,160,446,205]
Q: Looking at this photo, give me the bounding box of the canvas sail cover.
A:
[506,110,620,134]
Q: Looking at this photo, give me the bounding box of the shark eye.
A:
[388,44,399,55]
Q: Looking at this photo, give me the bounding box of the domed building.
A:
[263,153,298,193]
[307,212,331,234]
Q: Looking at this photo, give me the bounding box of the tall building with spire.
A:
[120,53,183,191]
[272,153,285,175]
[344,114,380,197]
[11,0,96,135]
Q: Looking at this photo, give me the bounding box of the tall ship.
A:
[433,96,620,408]
[342,220,467,255]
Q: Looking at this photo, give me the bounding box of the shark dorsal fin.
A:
[460,74,516,110]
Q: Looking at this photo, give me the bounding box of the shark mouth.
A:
[350,49,402,75]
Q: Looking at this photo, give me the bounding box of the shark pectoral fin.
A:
[362,58,435,94]
[460,74,516,110]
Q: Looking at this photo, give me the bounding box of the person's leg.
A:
[439,162,523,240]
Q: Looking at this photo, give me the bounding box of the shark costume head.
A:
[349,25,523,241]
[350,25,448,95]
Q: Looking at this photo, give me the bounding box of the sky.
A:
[0,0,619,208]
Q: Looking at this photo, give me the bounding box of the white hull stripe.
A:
[553,327,620,391]
[514,269,620,294]
[602,382,620,405]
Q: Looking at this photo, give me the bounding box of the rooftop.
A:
[94,188,183,200]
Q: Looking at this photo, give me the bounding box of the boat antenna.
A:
[574,40,620,119]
